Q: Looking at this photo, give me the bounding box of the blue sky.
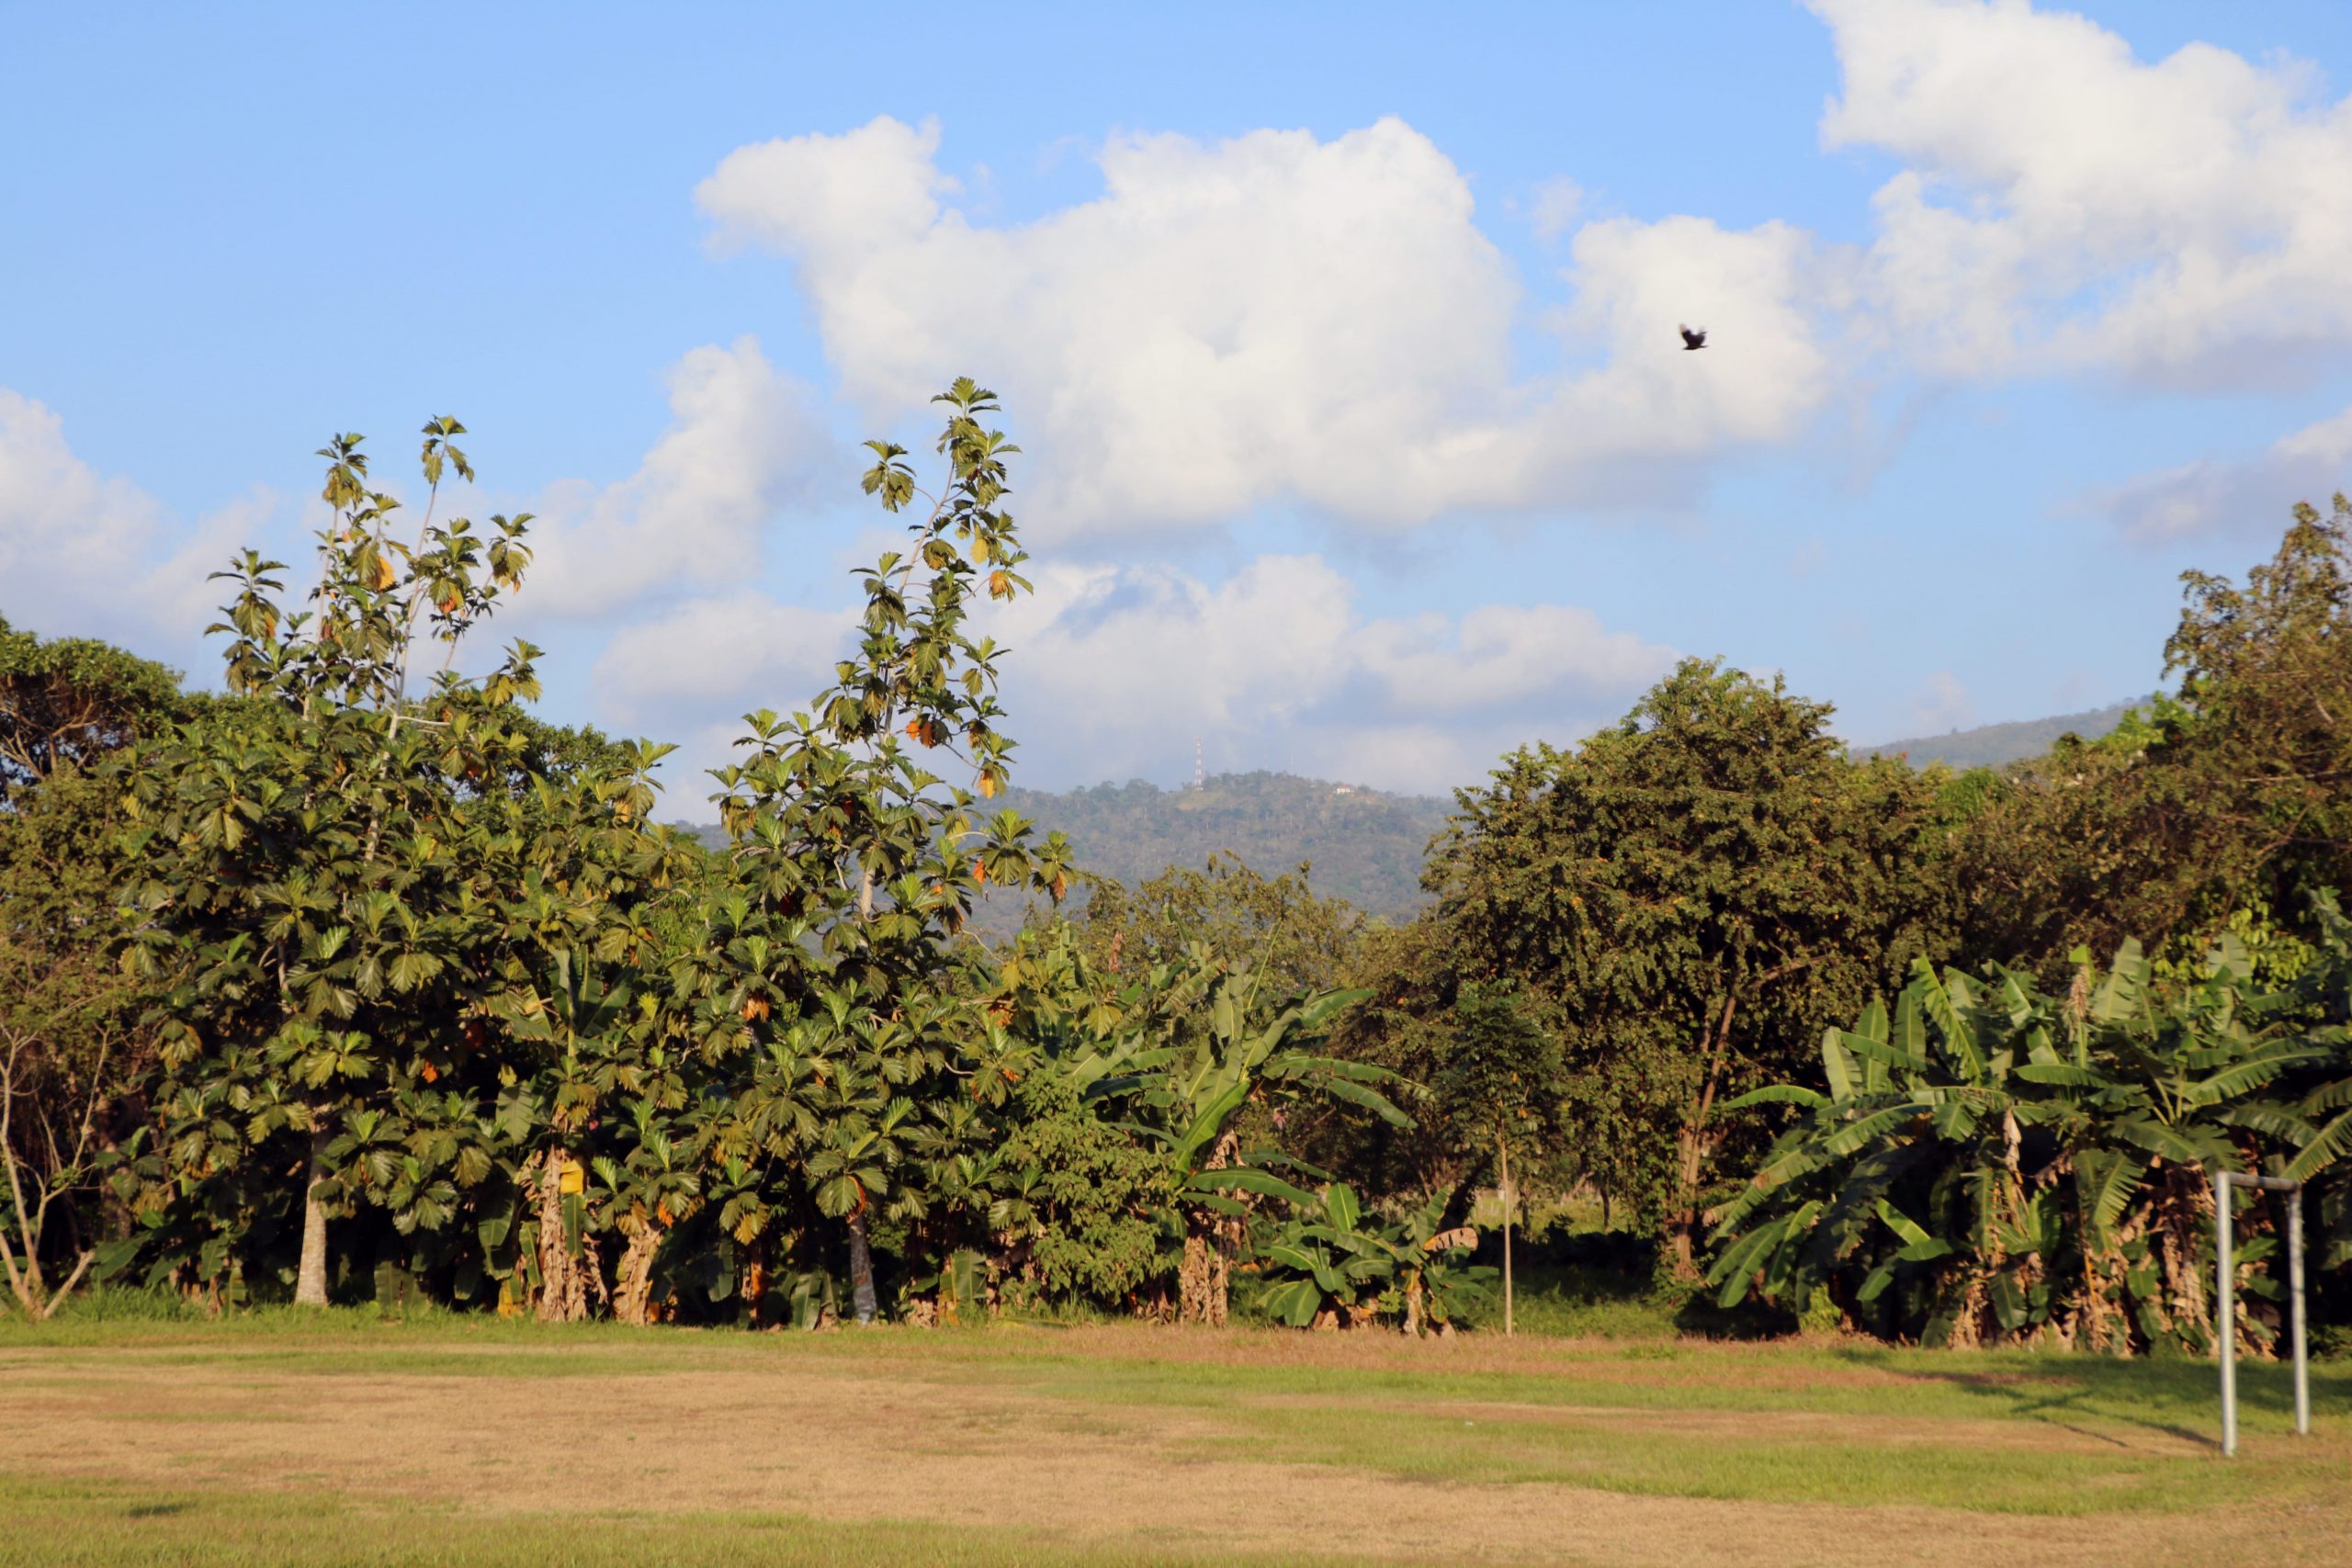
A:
[7,2,2352,807]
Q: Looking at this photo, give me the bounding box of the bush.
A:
[998,1077,1170,1309]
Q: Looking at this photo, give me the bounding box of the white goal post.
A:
[2214,1169,2310,1459]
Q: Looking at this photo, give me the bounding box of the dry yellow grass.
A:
[4,1321,2346,1566]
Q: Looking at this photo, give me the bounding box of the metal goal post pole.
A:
[2216,1170,2310,1459]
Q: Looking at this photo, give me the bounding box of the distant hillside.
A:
[673,701,2162,919]
[673,773,1452,923]
[998,772,1452,920]
[1860,695,2156,770]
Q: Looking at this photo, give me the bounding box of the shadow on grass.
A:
[1824,1342,2352,1450]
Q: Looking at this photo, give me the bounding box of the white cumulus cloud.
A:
[597,556,1676,800]
[990,556,1678,793]
[0,389,263,653]
[698,116,1832,536]
[591,589,856,728]
[1817,0,2352,386]
[1906,670,1974,733]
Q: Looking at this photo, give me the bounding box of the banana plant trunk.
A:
[1179,1219,1232,1326]
[535,1146,591,1323]
[294,1127,332,1307]
[1179,1130,1243,1325]
[614,1224,663,1325]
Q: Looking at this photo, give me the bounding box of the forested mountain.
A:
[684,769,1449,919]
[673,703,2162,918]
[1859,695,2154,769]
[1002,773,1450,917]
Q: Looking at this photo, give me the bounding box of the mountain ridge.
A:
[996,771,1452,921]
[665,701,2161,920]
[1857,695,2155,770]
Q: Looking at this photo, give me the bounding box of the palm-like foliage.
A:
[1710,914,2351,1351]
[1071,950,1408,1323]
[1249,1181,1490,1333]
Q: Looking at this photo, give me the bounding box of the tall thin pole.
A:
[1497,1130,1514,1337]
[2217,1172,2310,1456]
[2290,1186,2310,1438]
[2217,1168,2237,1458]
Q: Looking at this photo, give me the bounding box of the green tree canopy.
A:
[0,616,185,799]
[1420,657,1954,1274]
[1073,852,1363,998]
[1957,498,2352,974]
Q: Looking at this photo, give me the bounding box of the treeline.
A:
[5,388,2350,1353]
[0,392,1468,1333]
[1325,498,2352,1349]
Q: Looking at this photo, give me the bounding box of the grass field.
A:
[2,1310,2345,1567]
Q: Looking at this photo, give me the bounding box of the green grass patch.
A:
[0,1476,1329,1568]
[1182,1402,2295,1516]
[978,1337,2339,1436]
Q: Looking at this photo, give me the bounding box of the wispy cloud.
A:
[2083,404,2352,541]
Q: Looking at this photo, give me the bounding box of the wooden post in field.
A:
[1497,1130,1514,1337]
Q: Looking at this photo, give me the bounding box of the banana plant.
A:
[2257,891,2352,1273]
[1253,1180,1393,1327]
[585,1098,702,1325]
[491,947,640,1321]
[1249,1182,1491,1332]
[1710,928,2338,1351]
[1078,950,1408,1324]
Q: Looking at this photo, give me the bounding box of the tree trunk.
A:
[1498,1132,1515,1337]
[1668,993,1741,1281]
[1178,1224,1231,1326]
[535,1147,591,1324]
[847,1209,877,1325]
[1178,1130,1243,1325]
[614,1225,663,1325]
[294,1128,332,1307]
[1668,1126,1704,1280]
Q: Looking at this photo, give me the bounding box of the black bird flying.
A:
[1679,324,1707,351]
